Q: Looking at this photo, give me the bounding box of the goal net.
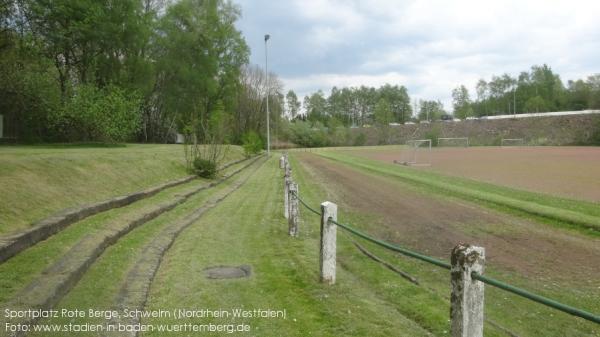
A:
[438,137,469,147]
[501,138,525,147]
[395,139,431,166]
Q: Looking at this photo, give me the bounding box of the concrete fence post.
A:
[284,175,290,219]
[288,182,299,237]
[279,156,285,169]
[450,244,485,337]
[320,201,337,285]
[284,161,291,178]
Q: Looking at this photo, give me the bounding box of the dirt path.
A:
[297,153,600,285]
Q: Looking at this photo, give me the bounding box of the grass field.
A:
[0,145,598,336]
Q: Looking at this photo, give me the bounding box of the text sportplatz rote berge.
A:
[4,308,287,320]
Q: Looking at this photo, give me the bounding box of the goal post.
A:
[500,138,525,147]
[438,137,469,147]
[394,139,431,166]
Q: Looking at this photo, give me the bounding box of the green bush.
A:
[54,84,141,143]
[193,158,217,178]
[242,131,263,157]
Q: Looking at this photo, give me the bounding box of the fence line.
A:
[278,153,600,337]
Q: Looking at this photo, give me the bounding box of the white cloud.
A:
[239,0,600,111]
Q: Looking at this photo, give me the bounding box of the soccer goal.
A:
[501,138,525,147]
[438,137,469,147]
[394,139,432,166]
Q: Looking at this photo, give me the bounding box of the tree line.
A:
[0,0,284,145]
[293,65,600,128]
[452,64,600,119]
[288,84,412,127]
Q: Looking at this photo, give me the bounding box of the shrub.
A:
[55,84,141,143]
[242,131,263,157]
[193,158,217,178]
[424,125,440,146]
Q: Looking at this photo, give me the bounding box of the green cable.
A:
[293,192,600,325]
[473,273,600,324]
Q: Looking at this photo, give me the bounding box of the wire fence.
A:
[290,185,600,325]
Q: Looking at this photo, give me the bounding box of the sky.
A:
[235,0,600,111]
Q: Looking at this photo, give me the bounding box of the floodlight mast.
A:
[264,34,271,157]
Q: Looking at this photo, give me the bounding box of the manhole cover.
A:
[204,265,252,279]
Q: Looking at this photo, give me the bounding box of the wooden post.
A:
[450,244,485,337]
[288,182,299,237]
[320,201,337,285]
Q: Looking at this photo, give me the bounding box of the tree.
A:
[286,90,301,120]
[418,100,445,121]
[374,98,393,125]
[452,85,473,119]
[304,90,327,123]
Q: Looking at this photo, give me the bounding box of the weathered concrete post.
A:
[283,175,290,219]
[320,201,337,285]
[279,156,285,169]
[450,244,485,337]
[288,182,299,237]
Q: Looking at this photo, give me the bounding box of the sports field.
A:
[345,145,600,202]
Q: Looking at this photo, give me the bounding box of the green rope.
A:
[293,192,600,325]
[330,218,451,269]
[294,191,321,216]
[473,273,600,324]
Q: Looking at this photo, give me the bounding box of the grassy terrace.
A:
[0,144,244,234]
[0,157,254,304]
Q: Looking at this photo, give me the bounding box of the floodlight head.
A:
[264,34,270,41]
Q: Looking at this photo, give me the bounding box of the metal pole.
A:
[265,34,271,157]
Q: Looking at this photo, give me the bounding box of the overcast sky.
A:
[235,0,600,110]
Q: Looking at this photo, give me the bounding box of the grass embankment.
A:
[315,150,600,234]
[0,144,244,234]
[0,158,254,305]
[26,158,265,337]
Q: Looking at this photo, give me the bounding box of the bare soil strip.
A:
[0,156,263,336]
[107,159,264,336]
[0,156,254,264]
[298,153,600,284]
